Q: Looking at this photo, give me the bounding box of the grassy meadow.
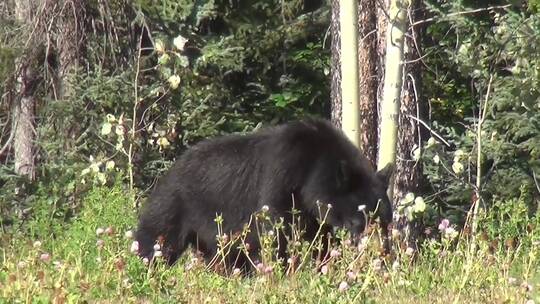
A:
[1,186,539,303]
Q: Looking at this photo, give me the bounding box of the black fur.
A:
[135,118,393,268]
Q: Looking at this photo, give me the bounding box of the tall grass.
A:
[1,186,538,303]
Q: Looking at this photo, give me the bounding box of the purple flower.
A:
[438,219,450,231]
[521,282,533,292]
[105,226,114,235]
[264,265,273,274]
[320,265,328,275]
[40,253,51,263]
[330,249,341,258]
[338,281,349,292]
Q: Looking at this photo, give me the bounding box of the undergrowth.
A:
[1,186,539,303]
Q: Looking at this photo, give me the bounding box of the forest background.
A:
[0,0,539,302]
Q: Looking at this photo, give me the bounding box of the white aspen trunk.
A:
[13,95,36,179]
[13,0,37,180]
[339,0,360,147]
[377,0,408,172]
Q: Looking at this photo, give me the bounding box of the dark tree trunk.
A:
[52,0,87,147]
[376,0,389,129]
[357,0,379,168]
[55,0,86,100]
[393,0,425,247]
[330,0,341,128]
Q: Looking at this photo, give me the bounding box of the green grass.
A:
[1,186,539,303]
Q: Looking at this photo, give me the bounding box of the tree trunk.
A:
[13,0,39,180]
[13,92,36,180]
[393,0,425,246]
[377,0,407,172]
[339,0,360,147]
[357,0,379,168]
[376,0,389,127]
[55,0,86,100]
[330,0,341,128]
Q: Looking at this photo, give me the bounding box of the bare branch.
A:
[405,114,452,147]
[533,171,540,196]
[0,120,16,157]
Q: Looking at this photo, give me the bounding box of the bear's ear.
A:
[336,160,351,190]
[376,163,395,186]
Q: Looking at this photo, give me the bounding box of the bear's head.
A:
[301,158,394,239]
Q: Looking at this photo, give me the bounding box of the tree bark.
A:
[377,0,407,172]
[339,0,360,147]
[357,0,379,168]
[13,91,37,180]
[393,0,425,245]
[330,0,341,128]
[376,0,389,127]
[13,0,39,180]
[55,0,86,100]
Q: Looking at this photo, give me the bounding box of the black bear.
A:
[135,118,393,269]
